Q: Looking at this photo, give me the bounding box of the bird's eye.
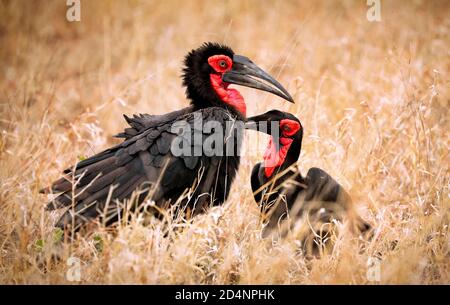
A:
[219,60,227,68]
[282,125,291,132]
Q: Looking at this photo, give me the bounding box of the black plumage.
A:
[45,106,242,230]
[246,110,371,246]
[42,43,293,230]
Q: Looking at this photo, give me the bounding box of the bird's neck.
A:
[210,74,247,117]
[263,134,301,178]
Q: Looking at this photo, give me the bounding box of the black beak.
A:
[223,55,294,103]
[245,112,280,150]
[244,112,275,134]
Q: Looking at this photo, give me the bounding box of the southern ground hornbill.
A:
[246,110,371,254]
[42,42,293,230]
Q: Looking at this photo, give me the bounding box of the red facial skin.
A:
[263,119,301,178]
[208,55,246,116]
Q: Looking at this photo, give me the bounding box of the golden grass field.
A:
[0,0,449,284]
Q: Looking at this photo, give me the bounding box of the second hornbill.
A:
[246,110,371,252]
[42,42,294,230]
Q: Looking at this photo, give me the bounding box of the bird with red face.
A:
[246,110,371,255]
[42,42,294,231]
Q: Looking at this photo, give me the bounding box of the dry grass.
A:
[0,0,449,284]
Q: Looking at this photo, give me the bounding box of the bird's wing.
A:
[303,167,345,203]
[303,167,372,234]
[114,106,195,139]
[42,107,238,229]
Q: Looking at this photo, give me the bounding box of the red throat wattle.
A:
[208,55,247,116]
[263,119,301,178]
[210,74,246,116]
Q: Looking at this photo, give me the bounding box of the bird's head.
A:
[246,110,303,178]
[182,42,294,118]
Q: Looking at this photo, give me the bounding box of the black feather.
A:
[44,43,247,231]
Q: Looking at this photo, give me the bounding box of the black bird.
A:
[42,43,294,230]
[246,110,371,252]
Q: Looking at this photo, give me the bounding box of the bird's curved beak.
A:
[244,112,273,133]
[222,55,294,103]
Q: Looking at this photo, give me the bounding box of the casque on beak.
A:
[222,55,294,103]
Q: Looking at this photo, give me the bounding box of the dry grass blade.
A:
[0,0,448,284]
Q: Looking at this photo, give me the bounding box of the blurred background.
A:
[0,0,448,284]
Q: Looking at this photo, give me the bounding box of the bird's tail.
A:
[304,167,372,236]
[41,148,148,230]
